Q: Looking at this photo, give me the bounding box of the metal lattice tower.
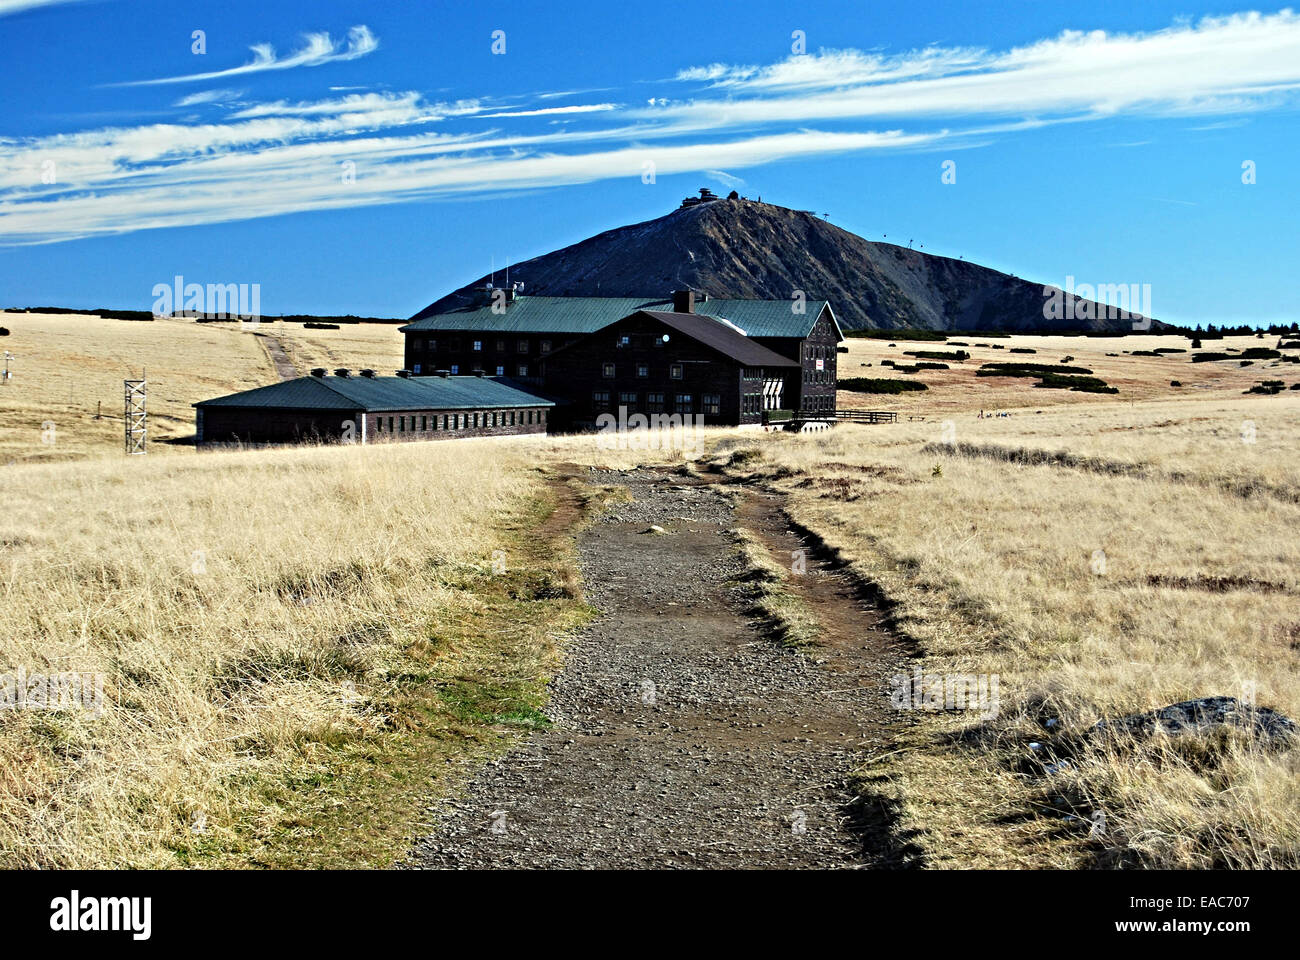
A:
[124,378,147,455]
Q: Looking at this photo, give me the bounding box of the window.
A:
[540,340,552,354]
[517,364,528,377]
[675,393,693,413]
[375,417,383,433]
[619,391,637,405]
[450,364,460,374]
[517,339,529,353]
[670,363,683,380]
[743,395,762,415]
[413,363,422,374]
[493,339,505,352]
[496,365,505,376]
[702,393,720,415]
[428,339,437,352]
[616,335,631,348]
[472,340,482,352]
[527,410,533,424]
[636,362,648,378]
[592,390,611,408]
[602,362,615,378]
[387,416,394,432]
[646,392,665,412]
[413,339,423,351]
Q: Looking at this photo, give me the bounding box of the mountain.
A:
[411,197,1157,333]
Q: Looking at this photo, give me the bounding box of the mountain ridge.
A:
[412,198,1157,333]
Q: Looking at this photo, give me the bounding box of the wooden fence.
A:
[834,409,899,424]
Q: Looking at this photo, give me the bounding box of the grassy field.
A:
[2,310,1296,868]
[0,311,403,463]
[839,332,1299,416]
[721,391,1300,868]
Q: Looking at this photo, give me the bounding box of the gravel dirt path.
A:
[405,466,913,869]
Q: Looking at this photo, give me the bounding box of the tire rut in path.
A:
[405,466,911,869]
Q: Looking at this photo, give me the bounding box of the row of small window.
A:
[411,338,551,354]
[805,395,834,412]
[592,391,721,415]
[614,334,668,349]
[602,362,683,379]
[803,366,834,384]
[411,364,528,377]
[373,409,543,433]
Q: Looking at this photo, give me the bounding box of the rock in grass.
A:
[1094,697,1296,746]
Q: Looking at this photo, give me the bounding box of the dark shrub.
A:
[838,377,928,394]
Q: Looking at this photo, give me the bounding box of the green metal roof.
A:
[195,375,554,412]
[400,296,837,340]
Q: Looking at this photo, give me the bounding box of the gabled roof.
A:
[195,375,554,412]
[545,310,799,369]
[400,295,838,340]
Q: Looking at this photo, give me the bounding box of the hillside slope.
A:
[412,198,1155,333]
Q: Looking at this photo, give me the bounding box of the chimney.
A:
[474,369,485,377]
[359,368,376,378]
[435,369,450,378]
[395,369,412,379]
[333,368,351,378]
[672,289,695,314]
[310,367,327,378]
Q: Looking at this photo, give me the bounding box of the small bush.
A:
[1245,381,1286,395]
[838,377,929,394]
[1010,347,1037,354]
[904,350,969,361]
[1035,373,1118,393]
[978,362,1094,377]
[1171,380,1182,387]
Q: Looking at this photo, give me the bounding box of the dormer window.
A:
[602,362,616,378]
[670,363,683,380]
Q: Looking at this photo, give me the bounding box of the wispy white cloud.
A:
[116,25,378,86]
[6,10,1300,246]
[476,103,617,118]
[661,11,1300,124]
[174,89,245,107]
[0,0,81,16]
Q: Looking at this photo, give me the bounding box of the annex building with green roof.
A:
[194,370,554,448]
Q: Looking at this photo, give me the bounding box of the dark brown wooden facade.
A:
[751,308,840,416]
[539,310,798,430]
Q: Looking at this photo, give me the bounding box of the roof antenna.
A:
[490,255,495,286]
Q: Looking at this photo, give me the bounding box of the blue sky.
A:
[1,0,1297,326]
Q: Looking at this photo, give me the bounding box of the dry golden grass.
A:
[839,333,1300,416]
[0,435,586,867]
[0,311,403,463]
[5,310,1295,869]
[730,390,1300,868]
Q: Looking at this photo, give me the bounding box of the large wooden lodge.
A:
[195,288,843,447]
[400,287,843,421]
